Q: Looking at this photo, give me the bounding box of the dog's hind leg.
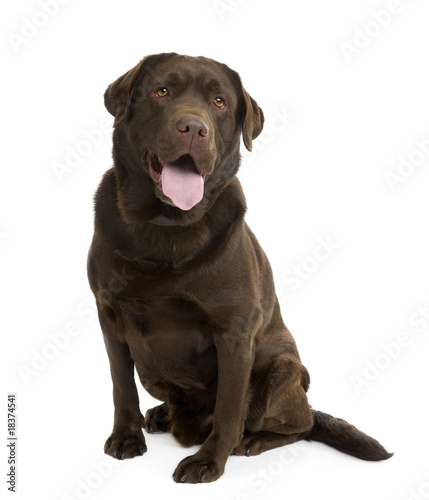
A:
[235,354,313,456]
[232,429,310,456]
[145,403,170,434]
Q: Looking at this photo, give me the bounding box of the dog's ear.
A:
[104,59,145,127]
[241,88,264,152]
[104,54,170,127]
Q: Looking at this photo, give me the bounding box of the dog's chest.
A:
[122,296,218,393]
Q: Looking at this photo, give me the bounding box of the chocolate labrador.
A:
[87,53,392,483]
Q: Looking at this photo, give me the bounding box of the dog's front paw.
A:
[104,428,147,460]
[173,454,224,483]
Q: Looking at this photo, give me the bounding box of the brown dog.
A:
[87,53,392,483]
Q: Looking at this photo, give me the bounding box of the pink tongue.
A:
[161,156,204,211]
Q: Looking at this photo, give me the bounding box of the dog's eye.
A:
[214,97,226,109]
[156,88,169,97]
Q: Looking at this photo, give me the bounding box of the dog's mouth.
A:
[148,152,205,211]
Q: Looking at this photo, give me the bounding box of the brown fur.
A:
[87,53,392,483]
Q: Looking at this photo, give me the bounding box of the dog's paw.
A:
[104,428,147,460]
[173,454,224,483]
[232,434,263,457]
[145,403,170,434]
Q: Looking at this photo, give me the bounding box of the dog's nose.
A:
[176,117,209,144]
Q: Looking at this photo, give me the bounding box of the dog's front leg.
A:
[173,332,254,483]
[98,307,147,460]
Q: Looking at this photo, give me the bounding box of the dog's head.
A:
[104,53,264,225]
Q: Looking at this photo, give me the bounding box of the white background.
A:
[2,0,429,499]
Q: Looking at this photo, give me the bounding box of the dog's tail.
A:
[307,410,393,461]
